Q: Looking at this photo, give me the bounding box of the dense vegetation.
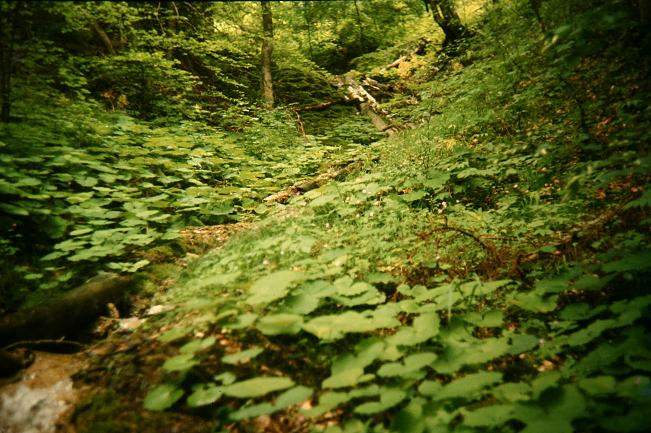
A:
[1,0,650,432]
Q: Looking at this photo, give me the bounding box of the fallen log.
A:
[386,38,429,70]
[0,273,133,348]
[342,75,400,135]
[264,160,365,204]
[297,100,345,112]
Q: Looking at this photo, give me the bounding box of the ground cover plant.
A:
[1,1,650,433]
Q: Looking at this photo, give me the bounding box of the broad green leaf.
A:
[559,303,605,321]
[301,391,352,417]
[463,405,514,427]
[246,270,304,305]
[602,249,651,273]
[334,277,372,296]
[163,354,198,372]
[433,337,510,373]
[187,384,223,407]
[225,313,258,330]
[531,371,561,399]
[434,372,503,400]
[377,352,437,377]
[322,367,366,389]
[256,314,303,335]
[281,292,320,314]
[215,372,237,385]
[229,403,275,420]
[274,386,313,409]
[391,400,425,433]
[578,376,616,395]
[309,193,338,207]
[510,292,558,313]
[303,310,400,341]
[223,377,294,398]
[158,326,193,343]
[565,319,618,346]
[418,380,442,396]
[0,202,29,216]
[401,190,427,202]
[354,388,406,414]
[387,312,439,346]
[492,382,531,402]
[180,337,217,354]
[506,333,539,355]
[143,384,184,411]
[463,310,503,327]
[222,347,264,365]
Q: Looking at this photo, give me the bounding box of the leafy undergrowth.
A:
[73,1,651,433]
[0,87,370,312]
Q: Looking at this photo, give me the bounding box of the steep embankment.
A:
[4,1,650,433]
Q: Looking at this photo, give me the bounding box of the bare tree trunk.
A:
[92,21,115,55]
[529,0,546,31]
[303,1,314,60]
[260,1,274,109]
[427,0,468,46]
[353,0,365,52]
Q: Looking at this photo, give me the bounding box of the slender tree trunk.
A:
[353,0,365,52]
[0,2,18,123]
[529,0,546,31]
[260,1,274,109]
[92,21,115,55]
[303,1,314,60]
[427,0,468,46]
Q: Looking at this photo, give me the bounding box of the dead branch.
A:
[264,160,363,203]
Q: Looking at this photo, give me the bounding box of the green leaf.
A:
[179,337,216,354]
[274,386,313,409]
[309,193,338,207]
[246,270,304,305]
[418,380,442,396]
[463,405,514,427]
[229,402,275,420]
[281,292,320,315]
[510,292,558,313]
[187,384,223,407]
[322,367,366,389]
[256,314,303,335]
[223,377,295,398]
[222,347,264,365]
[354,388,406,414]
[301,391,352,417]
[391,401,425,433]
[602,249,651,273]
[158,326,192,343]
[0,202,29,216]
[377,352,437,377]
[401,190,427,202]
[334,277,373,296]
[531,371,561,399]
[578,376,616,395]
[492,382,531,402]
[434,372,503,400]
[386,312,439,346]
[162,353,198,372]
[303,310,399,341]
[143,384,184,411]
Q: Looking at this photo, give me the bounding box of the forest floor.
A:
[1,3,651,433]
